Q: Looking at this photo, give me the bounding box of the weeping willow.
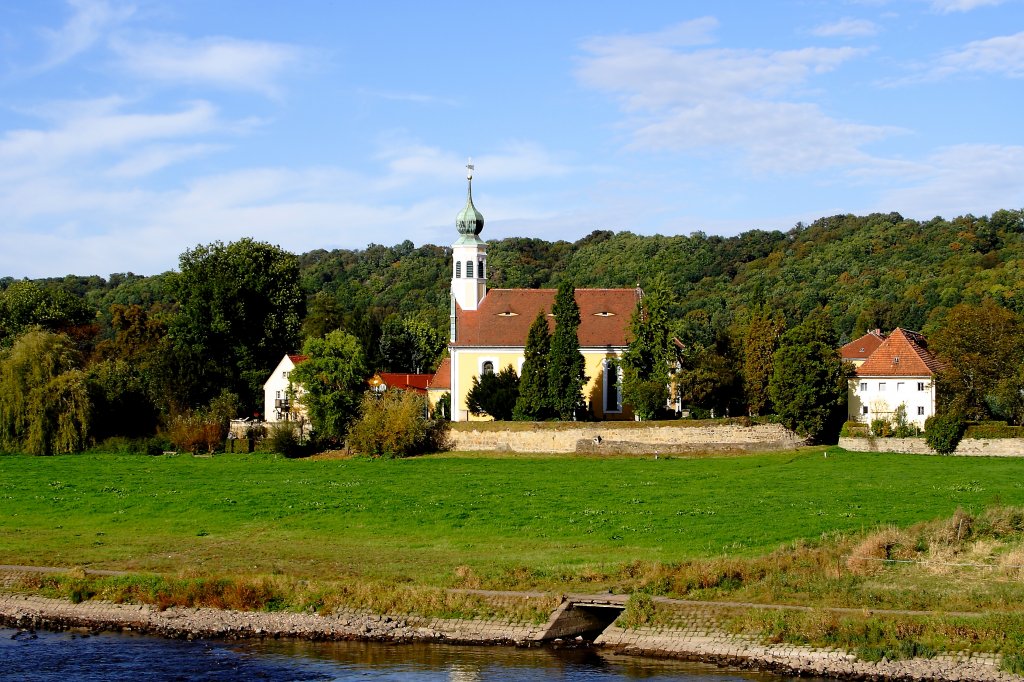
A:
[0,328,90,455]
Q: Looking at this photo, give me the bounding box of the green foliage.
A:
[622,277,675,420]
[347,389,449,457]
[0,328,91,454]
[839,421,869,437]
[743,306,785,416]
[547,282,587,420]
[378,315,446,374]
[0,280,94,347]
[434,391,451,420]
[266,422,303,458]
[165,391,238,455]
[466,365,520,421]
[289,330,368,444]
[769,309,849,441]
[925,413,966,454]
[620,592,656,629]
[931,299,1024,420]
[170,238,304,411]
[513,311,551,420]
[964,421,1023,439]
[870,418,893,437]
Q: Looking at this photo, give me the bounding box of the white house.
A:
[848,328,941,430]
[263,353,309,425]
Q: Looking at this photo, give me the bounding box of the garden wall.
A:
[839,436,1024,456]
[450,422,805,454]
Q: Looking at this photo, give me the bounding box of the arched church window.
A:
[482,361,494,375]
[479,258,486,279]
[455,261,461,278]
[467,260,474,278]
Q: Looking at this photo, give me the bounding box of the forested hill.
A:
[4,208,1024,347]
[293,208,1024,344]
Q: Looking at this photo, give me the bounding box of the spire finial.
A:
[466,157,474,180]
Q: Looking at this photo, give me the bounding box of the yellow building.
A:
[446,163,638,422]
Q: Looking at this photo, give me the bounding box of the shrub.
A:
[466,366,519,420]
[348,389,450,457]
[871,417,893,437]
[266,422,303,458]
[620,592,655,629]
[924,413,966,454]
[840,421,869,437]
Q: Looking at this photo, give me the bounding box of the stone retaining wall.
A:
[2,593,1020,681]
[452,423,805,454]
[839,436,1024,456]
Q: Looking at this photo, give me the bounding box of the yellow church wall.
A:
[451,347,632,422]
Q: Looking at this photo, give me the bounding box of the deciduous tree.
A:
[622,277,675,420]
[288,330,367,444]
[769,309,849,441]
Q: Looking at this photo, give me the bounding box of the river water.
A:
[0,627,820,681]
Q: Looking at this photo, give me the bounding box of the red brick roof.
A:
[377,372,432,394]
[453,288,639,348]
[288,354,308,365]
[429,357,451,390]
[840,330,885,362]
[855,328,942,377]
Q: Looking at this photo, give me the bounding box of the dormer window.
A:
[594,311,615,317]
[497,309,519,317]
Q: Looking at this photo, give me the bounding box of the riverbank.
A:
[2,593,1020,681]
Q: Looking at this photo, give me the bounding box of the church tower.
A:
[451,160,487,312]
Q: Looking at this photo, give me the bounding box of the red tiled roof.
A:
[840,330,885,362]
[288,354,308,365]
[429,357,451,390]
[856,328,942,377]
[378,372,432,394]
[453,288,639,348]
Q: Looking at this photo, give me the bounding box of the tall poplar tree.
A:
[514,310,552,420]
[743,305,786,416]
[547,282,587,420]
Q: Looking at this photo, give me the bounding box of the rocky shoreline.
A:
[2,593,1022,681]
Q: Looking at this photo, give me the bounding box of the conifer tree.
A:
[547,282,587,420]
[514,310,552,420]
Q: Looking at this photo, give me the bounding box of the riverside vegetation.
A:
[4,448,1024,670]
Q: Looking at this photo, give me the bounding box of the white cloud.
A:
[36,0,134,70]
[110,34,306,97]
[0,99,221,180]
[810,18,880,37]
[931,31,1024,78]
[875,144,1024,217]
[576,23,892,172]
[929,0,1005,12]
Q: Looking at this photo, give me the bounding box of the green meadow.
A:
[2,447,1022,588]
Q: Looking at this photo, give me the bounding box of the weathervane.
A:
[466,157,474,180]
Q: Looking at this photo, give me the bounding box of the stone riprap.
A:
[839,436,1024,456]
[2,593,1020,681]
[453,423,805,454]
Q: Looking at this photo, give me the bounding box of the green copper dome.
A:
[456,165,484,236]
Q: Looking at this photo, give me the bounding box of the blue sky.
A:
[1,0,1022,278]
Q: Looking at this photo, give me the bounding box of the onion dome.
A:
[456,161,484,236]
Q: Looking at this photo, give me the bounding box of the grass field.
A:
[2,447,1022,588]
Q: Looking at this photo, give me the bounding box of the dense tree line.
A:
[2,208,1024,452]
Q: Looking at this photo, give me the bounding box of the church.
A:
[444,163,639,422]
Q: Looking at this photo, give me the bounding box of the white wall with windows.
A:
[848,376,936,429]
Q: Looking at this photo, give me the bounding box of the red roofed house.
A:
[446,163,637,421]
[372,372,433,394]
[848,328,941,429]
[263,353,309,425]
[840,329,886,367]
[428,357,451,417]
